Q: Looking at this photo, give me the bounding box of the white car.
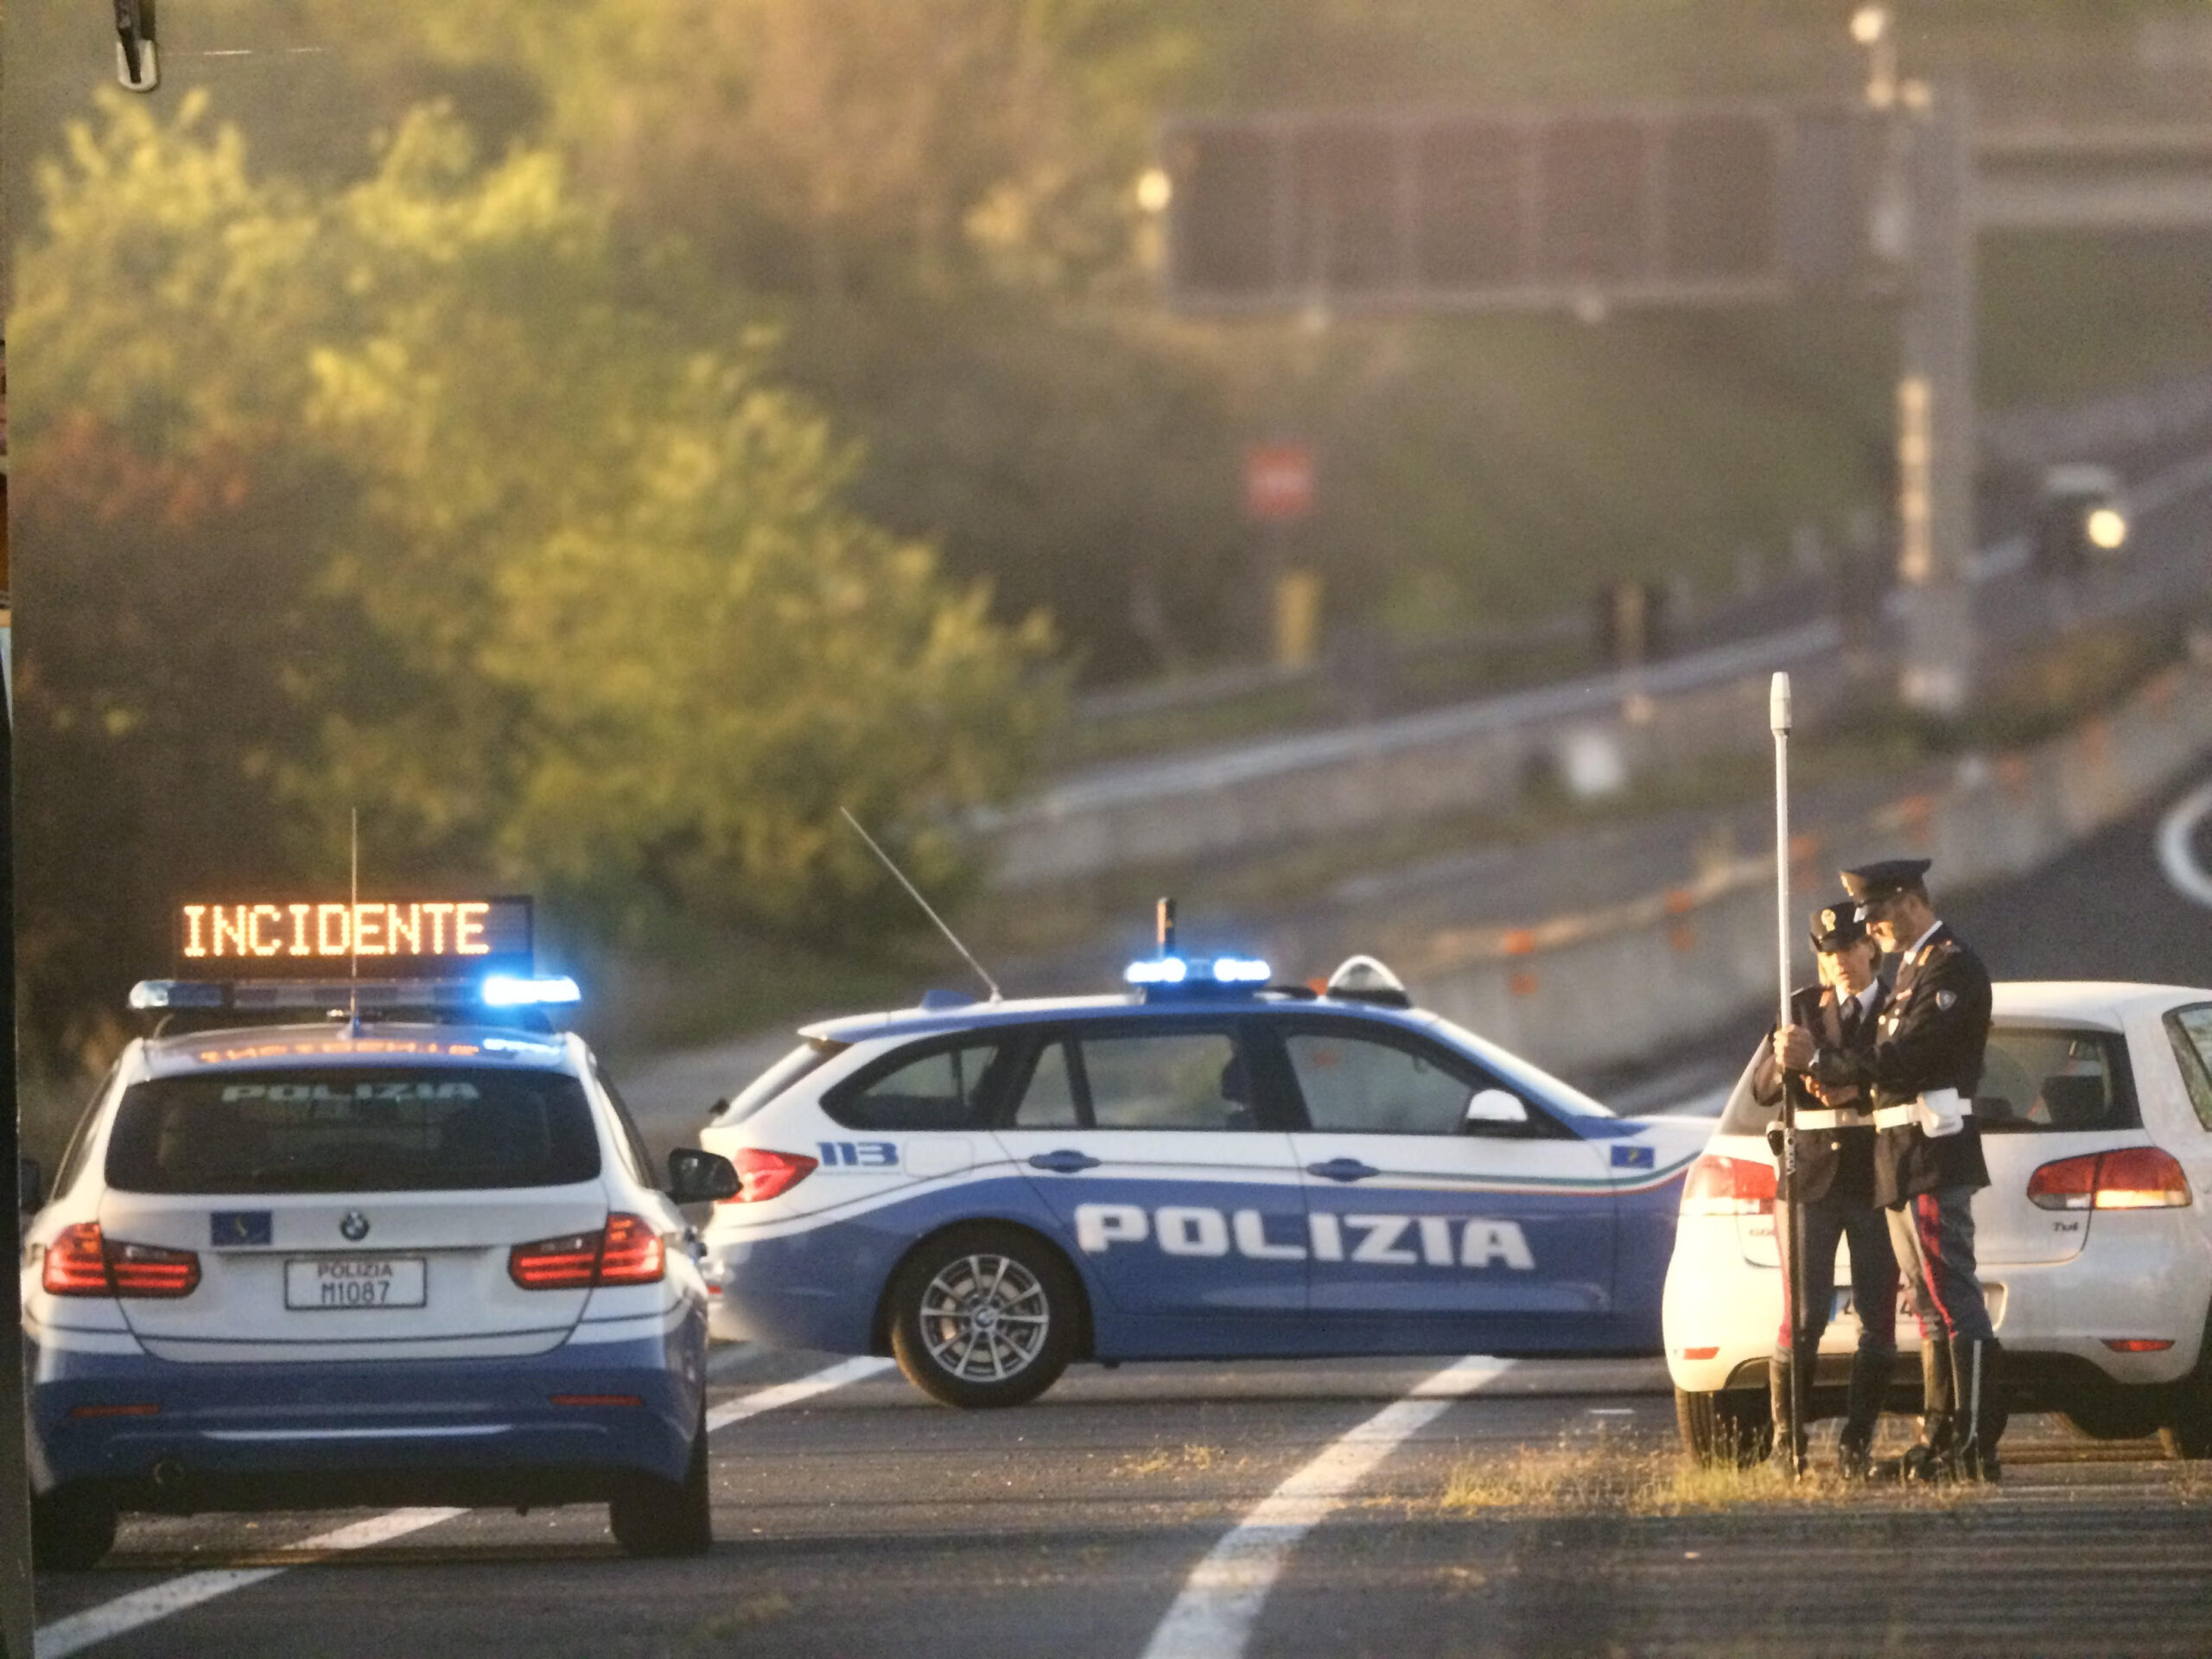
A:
[698,954,1712,1408]
[19,975,737,1568]
[1664,982,2212,1463]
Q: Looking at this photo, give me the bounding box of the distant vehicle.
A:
[2035,462,2129,575]
[18,928,738,1569]
[1664,982,2212,1465]
[699,950,1709,1408]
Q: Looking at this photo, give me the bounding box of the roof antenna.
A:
[346,807,362,1035]
[838,807,1002,1003]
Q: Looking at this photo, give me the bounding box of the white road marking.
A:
[2156,779,2212,908]
[34,1355,893,1656]
[705,1355,894,1432]
[35,1509,461,1659]
[1140,1356,1512,1659]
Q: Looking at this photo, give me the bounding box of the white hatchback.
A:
[1664,982,2212,1462]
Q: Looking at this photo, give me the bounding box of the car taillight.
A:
[508,1214,666,1290]
[1679,1154,1775,1217]
[2028,1147,2191,1211]
[723,1147,818,1205]
[40,1224,200,1299]
[594,1213,664,1286]
[41,1224,113,1295]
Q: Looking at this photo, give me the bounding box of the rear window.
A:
[823,1040,1014,1131]
[1713,1025,2140,1137]
[1974,1027,2139,1133]
[710,1039,849,1128]
[106,1069,601,1193]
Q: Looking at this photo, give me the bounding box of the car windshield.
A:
[1419,1014,1616,1117]
[105,1068,602,1193]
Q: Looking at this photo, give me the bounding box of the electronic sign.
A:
[174,897,534,977]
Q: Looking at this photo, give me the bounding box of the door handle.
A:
[1306,1159,1379,1183]
[1027,1150,1103,1173]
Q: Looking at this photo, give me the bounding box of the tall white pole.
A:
[1771,673,1792,1025]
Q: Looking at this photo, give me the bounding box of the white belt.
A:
[1873,1089,1971,1135]
[1794,1108,1872,1130]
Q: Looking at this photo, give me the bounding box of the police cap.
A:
[1808,900,1869,953]
[1839,858,1932,914]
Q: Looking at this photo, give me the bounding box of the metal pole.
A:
[1771,672,1808,1477]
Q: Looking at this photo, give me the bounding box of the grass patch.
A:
[1115,1444,1225,1478]
[1437,1433,1988,1519]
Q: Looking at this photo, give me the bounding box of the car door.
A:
[1262,1015,1617,1338]
[990,1019,1306,1320]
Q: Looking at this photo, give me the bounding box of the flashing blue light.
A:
[1124,957,1189,987]
[480,974,582,1008]
[1211,957,1272,984]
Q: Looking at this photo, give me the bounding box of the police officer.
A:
[1751,900,1898,1478]
[1777,859,2004,1481]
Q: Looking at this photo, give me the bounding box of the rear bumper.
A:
[1664,1211,2212,1397]
[27,1325,704,1505]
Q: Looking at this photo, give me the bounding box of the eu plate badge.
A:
[211,1210,272,1246]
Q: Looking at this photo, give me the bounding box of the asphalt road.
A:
[29,1350,2212,1659]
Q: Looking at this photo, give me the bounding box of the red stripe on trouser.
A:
[1913,1193,1955,1338]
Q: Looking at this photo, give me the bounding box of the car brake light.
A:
[40,1224,200,1298]
[41,1224,112,1295]
[2102,1338,2175,1353]
[594,1213,665,1286]
[724,1147,818,1205]
[508,1214,666,1290]
[2028,1148,2191,1211]
[1679,1154,1775,1217]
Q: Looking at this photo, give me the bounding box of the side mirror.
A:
[1464,1089,1529,1127]
[19,1157,47,1213]
[666,1147,741,1205]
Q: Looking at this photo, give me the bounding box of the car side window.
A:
[595,1067,657,1185]
[1286,1029,1497,1135]
[1012,1040,1080,1127]
[2165,1007,2212,1131]
[1077,1030,1252,1131]
[827,1041,1006,1131]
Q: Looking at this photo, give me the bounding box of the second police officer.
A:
[1777,858,2005,1482]
[1751,899,1897,1478]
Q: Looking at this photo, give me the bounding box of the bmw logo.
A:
[339,1211,372,1243]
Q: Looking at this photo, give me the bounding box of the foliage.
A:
[14,94,1052,1064]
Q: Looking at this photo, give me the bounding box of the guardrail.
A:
[1396,652,2212,1079]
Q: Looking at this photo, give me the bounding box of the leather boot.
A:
[1900,1332,1956,1483]
[1769,1353,1806,1476]
[1837,1348,1892,1478]
[1951,1336,2006,1483]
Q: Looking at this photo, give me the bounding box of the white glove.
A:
[1916,1087,1967,1138]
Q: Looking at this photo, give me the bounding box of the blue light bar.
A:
[1211,957,1272,984]
[480,974,582,1008]
[130,980,228,1011]
[1124,957,1189,986]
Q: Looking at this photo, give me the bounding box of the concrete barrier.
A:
[1384,657,2212,1079]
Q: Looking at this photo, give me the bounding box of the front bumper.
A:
[28,1325,704,1506]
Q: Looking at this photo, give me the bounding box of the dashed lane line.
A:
[34,1509,464,1659]
[1140,1355,1513,1659]
[34,1354,895,1658]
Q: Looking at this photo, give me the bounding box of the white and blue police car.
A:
[699,950,1710,1408]
[17,896,740,1568]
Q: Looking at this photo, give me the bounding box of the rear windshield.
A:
[106,1069,601,1193]
[1716,1027,2139,1138]
[709,1039,849,1128]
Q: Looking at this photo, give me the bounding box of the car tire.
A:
[889,1225,1080,1409]
[2062,1394,2164,1443]
[1674,1386,1771,1468]
[608,1411,713,1558]
[32,1484,118,1571]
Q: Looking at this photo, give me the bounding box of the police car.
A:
[698,950,1711,1408]
[17,896,739,1567]
[1664,982,2212,1463]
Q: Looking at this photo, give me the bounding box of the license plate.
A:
[284,1256,427,1311]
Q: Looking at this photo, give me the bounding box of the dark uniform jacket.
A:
[1810,923,1993,1208]
[1751,980,1886,1207]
